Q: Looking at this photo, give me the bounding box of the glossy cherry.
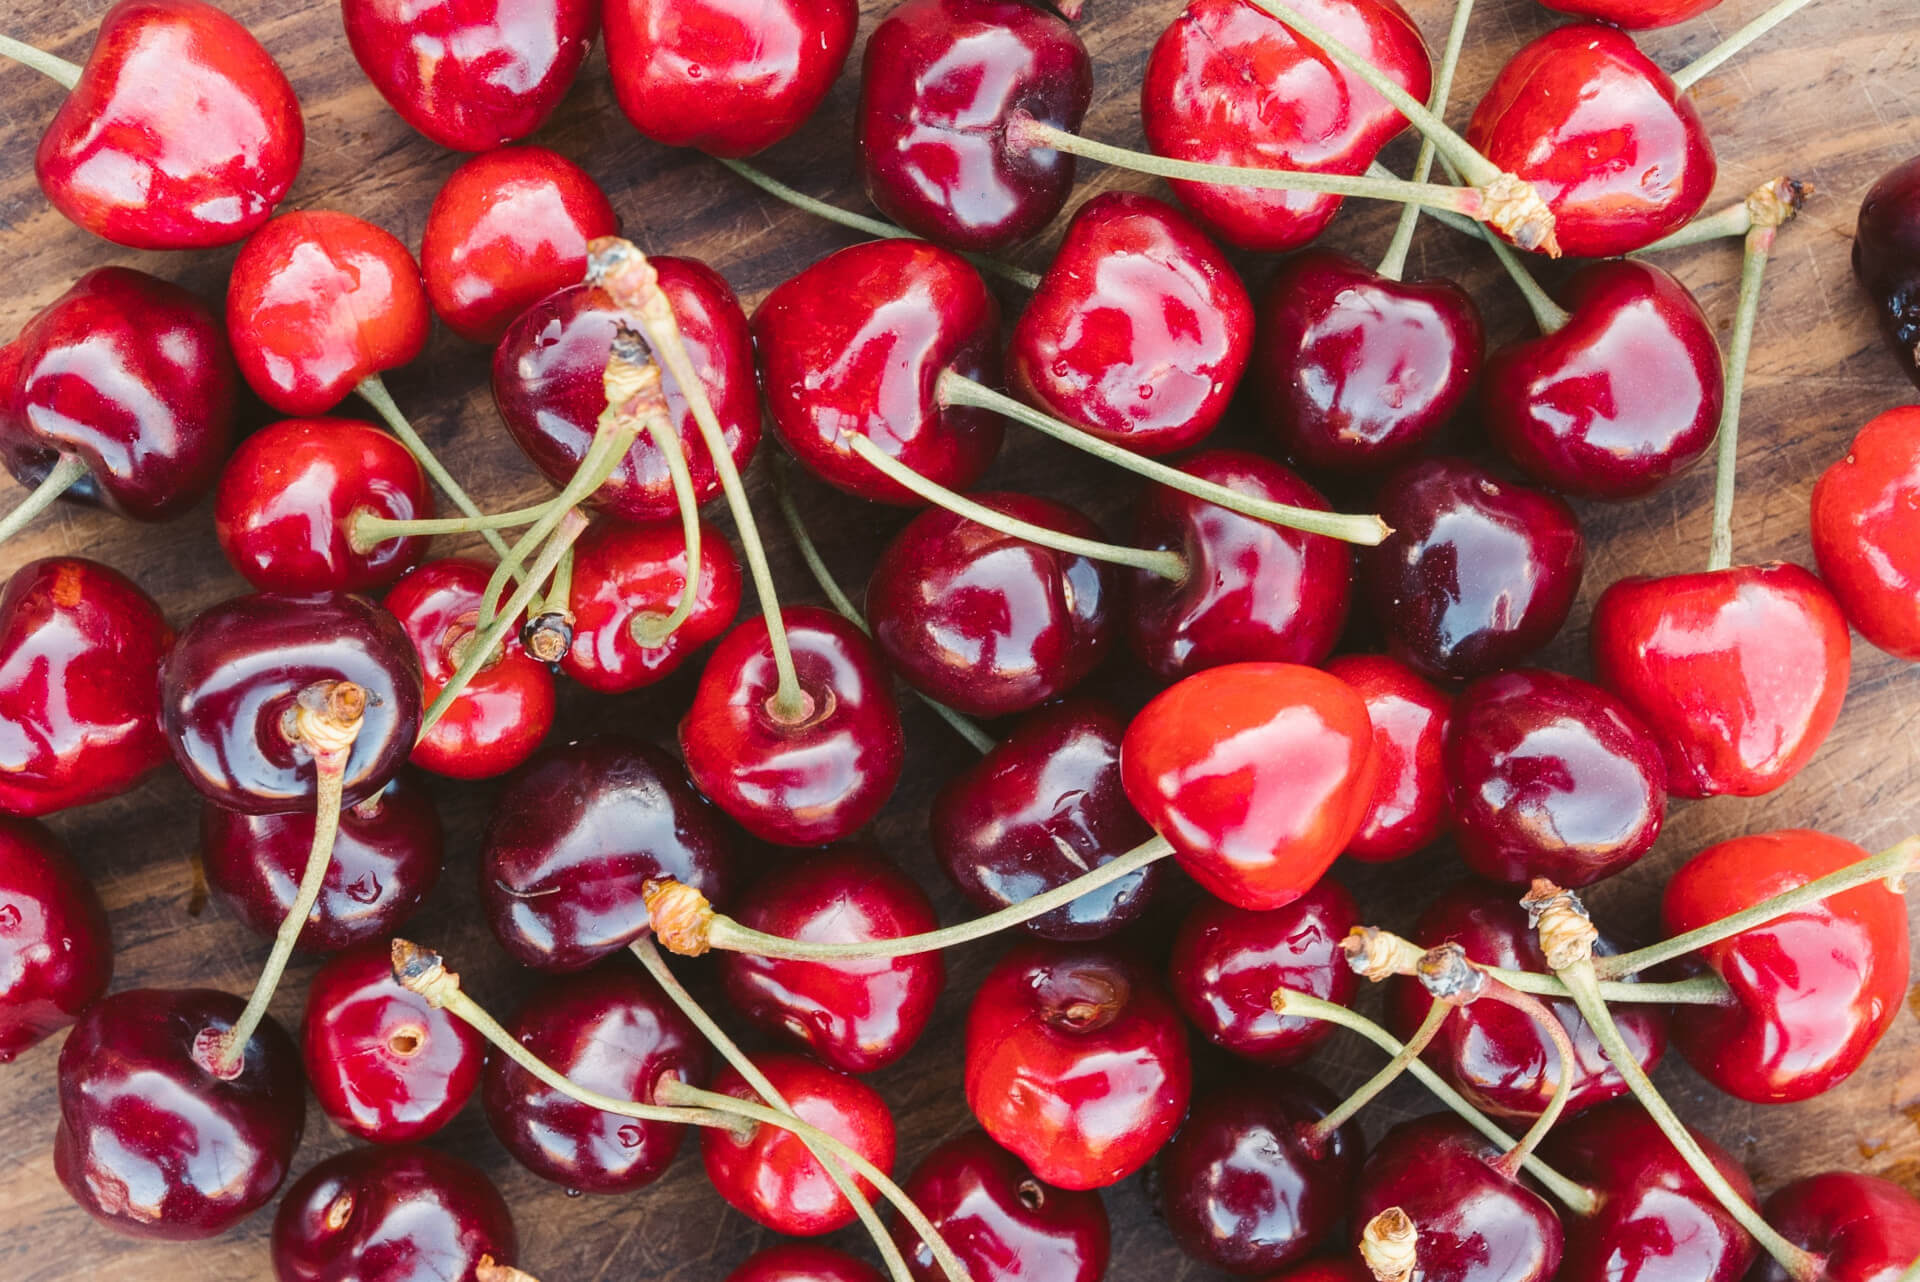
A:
[729,1246,885,1282]
[1662,829,1909,1103]
[562,517,743,692]
[1536,0,1724,28]
[1324,654,1451,863]
[1751,1173,1920,1282]
[964,942,1191,1191]
[1811,406,1920,660]
[1590,564,1850,798]
[0,817,111,1062]
[0,557,171,817]
[891,1129,1111,1282]
[1854,153,1920,390]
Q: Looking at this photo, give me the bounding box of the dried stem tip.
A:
[520,612,573,665]
[389,939,455,1007]
[475,1256,543,1282]
[645,879,716,956]
[288,680,366,759]
[1342,926,1426,982]
[1481,174,1562,258]
[1361,1207,1419,1282]
[1747,177,1812,230]
[1522,880,1598,972]
[1417,942,1489,1003]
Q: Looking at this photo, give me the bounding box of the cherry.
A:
[54,987,303,1239]
[728,1246,885,1282]
[562,517,742,692]
[0,557,171,817]
[228,210,430,417]
[1811,406,1920,660]
[890,1129,1110,1282]
[1536,0,1723,27]
[1268,1262,1372,1282]
[1009,191,1253,457]
[964,942,1191,1191]
[701,1052,897,1237]
[0,816,111,1062]
[1168,878,1360,1066]
[421,147,619,345]
[930,698,1163,942]
[1323,654,1450,863]
[492,265,759,524]
[1590,564,1849,798]
[1362,457,1585,682]
[480,735,733,972]
[1256,250,1484,474]
[1854,153,1920,390]
[1750,1173,1920,1282]
[342,0,597,152]
[272,1144,521,1282]
[1661,829,1909,1103]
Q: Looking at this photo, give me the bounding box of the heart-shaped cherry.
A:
[1750,1173,1920,1282]
[0,816,111,1062]
[890,1129,1110,1282]
[1854,153,1920,390]
[1324,654,1451,863]
[729,1246,885,1282]
[1536,0,1724,27]
[1811,406,1920,660]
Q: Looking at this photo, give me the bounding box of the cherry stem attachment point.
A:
[1377,0,1476,281]
[0,453,88,545]
[1360,1208,1418,1282]
[1311,998,1452,1143]
[474,1257,542,1282]
[1480,981,1577,1178]
[356,375,515,564]
[1671,0,1820,91]
[0,33,81,89]
[1634,177,1808,254]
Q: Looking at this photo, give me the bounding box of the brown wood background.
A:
[3,0,1919,1277]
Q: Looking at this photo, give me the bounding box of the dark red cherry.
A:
[1160,1072,1360,1275]
[867,492,1115,717]
[421,147,618,344]
[1467,24,1714,258]
[930,698,1163,942]
[728,1246,886,1282]
[1854,154,1920,391]
[34,0,303,249]
[202,772,442,953]
[0,817,111,1062]
[492,265,759,524]
[54,987,303,1239]
[1590,564,1849,799]
[272,1144,520,1282]
[1811,406,1920,660]
[701,1053,897,1237]
[1009,192,1253,457]
[1751,1173,1920,1282]
[1269,1262,1373,1282]
[0,267,237,521]
[1536,0,1723,27]
[342,0,598,152]
[1484,261,1722,501]
[1362,457,1585,682]
[891,1129,1111,1282]
[482,964,708,1193]
[228,210,430,416]
[562,517,744,693]
[964,942,1191,1191]
[480,735,734,972]
[1662,830,1909,1104]
[1256,250,1484,474]
[1323,654,1451,863]
[1127,450,1351,681]
[681,606,905,848]
[753,240,1002,505]
[0,557,171,817]
[1168,878,1360,1066]
[1141,0,1432,251]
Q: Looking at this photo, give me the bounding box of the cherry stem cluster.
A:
[0,454,89,546]
[1311,999,1452,1142]
[1377,0,1476,282]
[0,32,81,89]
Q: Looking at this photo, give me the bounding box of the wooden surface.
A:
[3,0,1920,1277]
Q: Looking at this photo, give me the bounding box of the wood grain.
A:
[3,0,1919,1277]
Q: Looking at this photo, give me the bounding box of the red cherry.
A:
[891,1130,1111,1282]
[1268,1262,1372,1282]
[1590,564,1850,799]
[1854,154,1920,391]
[728,1245,885,1282]
[0,816,111,1062]
[1750,1173,1920,1282]
[1323,654,1451,863]
[1535,0,1724,30]
[562,517,744,693]
[1811,406,1920,660]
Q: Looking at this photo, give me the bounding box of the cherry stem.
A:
[1376,0,1476,281]
[1707,216,1784,573]
[0,454,88,545]
[936,371,1393,545]
[1470,216,1571,334]
[0,33,80,90]
[356,376,515,564]
[1480,982,1577,1178]
[1347,926,1736,1004]
[626,392,706,648]
[1635,200,1765,254]
[475,1258,543,1282]
[1896,1255,1920,1282]
[1310,999,1452,1143]
[349,500,556,550]
[1670,0,1819,91]
[539,547,574,621]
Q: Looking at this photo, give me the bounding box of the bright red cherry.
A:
[1590,564,1850,799]
[562,517,743,693]
[1751,1173,1920,1282]
[0,817,111,1062]
[1324,654,1451,863]
[1811,406,1920,660]
[729,1245,885,1282]
[964,943,1191,1191]
[891,1130,1111,1282]
[1854,154,1920,390]
[1536,0,1724,28]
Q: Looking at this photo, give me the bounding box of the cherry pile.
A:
[1,0,1919,1280]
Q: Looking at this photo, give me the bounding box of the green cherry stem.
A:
[0,33,81,89]
[0,454,89,545]
[1310,999,1452,1144]
[1481,981,1577,1179]
[626,386,706,648]
[1342,924,1732,1005]
[348,500,556,550]
[1377,0,1476,281]
[1707,199,1789,574]
[356,375,515,563]
[1670,0,1820,91]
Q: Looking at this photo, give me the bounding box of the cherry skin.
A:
[271,1144,520,1282]
[1662,829,1909,1104]
[492,264,760,524]
[866,491,1116,718]
[1009,192,1253,457]
[1751,1173,1920,1282]
[228,210,430,417]
[605,0,857,157]
[701,1053,898,1236]
[341,0,598,152]
[215,418,433,595]
[384,558,556,781]
[964,942,1192,1191]
[1468,24,1714,258]
[420,146,619,344]
[34,0,303,249]
[0,557,172,817]
[1853,153,1920,390]
[1120,661,1378,911]
[1590,564,1850,799]
[480,735,734,972]
[1168,878,1360,1066]
[721,846,944,1074]
[1536,0,1724,28]
[1142,0,1432,252]
[0,817,111,1062]
[1483,261,1722,502]
[1811,406,1920,660]
[1363,457,1586,682]
[202,772,442,953]
[1268,1263,1372,1282]
[1256,250,1484,474]
[680,606,906,848]
[890,1129,1111,1282]
[728,1246,886,1282]
[0,267,237,522]
[1323,654,1451,863]
[482,964,708,1193]
[562,517,743,693]
[753,240,1003,505]
[930,698,1164,942]
[1127,450,1352,681]
[54,987,303,1239]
